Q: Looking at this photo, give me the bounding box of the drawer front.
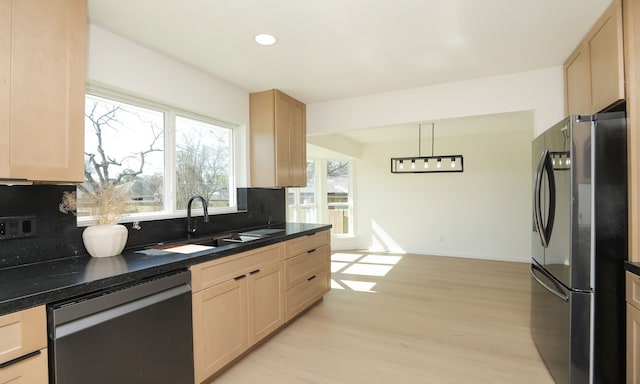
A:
[284,230,330,259]
[0,306,46,365]
[285,245,330,290]
[285,269,330,322]
[191,244,282,292]
[0,347,48,384]
[626,271,640,310]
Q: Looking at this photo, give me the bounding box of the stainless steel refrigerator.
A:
[530,111,627,384]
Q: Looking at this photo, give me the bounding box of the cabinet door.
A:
[628,303,640,384]
[564,47,590,115]
[285,269,330,322]
[275,91,292,186]
[0,306,46,364]
[4,0,86,182]
[249,89,307,188]
[192,278,248,383]
[0,348,48,384]
[589,0,624,113]
[288,96,306,186]
[247,262,284,346]
[0,0,9,178]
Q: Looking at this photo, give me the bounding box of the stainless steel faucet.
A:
[187,195,209,237]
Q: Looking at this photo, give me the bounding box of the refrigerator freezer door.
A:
[530,260,590,384]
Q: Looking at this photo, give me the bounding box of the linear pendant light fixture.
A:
[390,122,464,174]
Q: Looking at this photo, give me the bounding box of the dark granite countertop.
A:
[0,222,331,316]
[625,261,640,276]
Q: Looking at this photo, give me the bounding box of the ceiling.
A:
[88,0,611,104]
[338,111,534,143]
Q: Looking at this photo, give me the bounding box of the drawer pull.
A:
[307,248,317,254]
[234,274,247,281]
[307,275,317,282]
[249,269,260,275]
[0,350,41,369]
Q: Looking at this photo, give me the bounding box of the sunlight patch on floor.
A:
[331,262,349,273]
[360,254,402,265]
[331,253,361,262]
[331,251,404,292]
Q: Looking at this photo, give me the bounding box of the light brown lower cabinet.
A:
[0,348,48,384]
[191,232,331,383]
[627,271,640,383]
[628,302,640,383]
[0,305,48,384]
[248,262,285,345]
[192,276,249,382]
[284,232,331,322]
[191,244,285,383]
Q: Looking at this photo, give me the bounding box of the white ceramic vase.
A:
[82,224,128,258]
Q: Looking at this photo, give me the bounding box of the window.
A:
[288,158,354,236]
[79,89,237,223]
[175,116,233,210]
[288,160,317,223]
[327,160,352,235]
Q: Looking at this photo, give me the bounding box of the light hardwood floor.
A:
[211,251,554,383]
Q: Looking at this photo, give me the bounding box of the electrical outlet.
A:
[0,216,36,240]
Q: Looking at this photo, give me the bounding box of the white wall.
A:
[307,67,565,138]
[86,24,251,185]
[87,25,249,125]
[355,121,533,262]
[307,67,565,261]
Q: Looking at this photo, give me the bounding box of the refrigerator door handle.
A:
[533,150,545,246]
[533,149,556,248]
[543,151,556,247]
[530,263,569,302]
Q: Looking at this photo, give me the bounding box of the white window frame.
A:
[324,159,355,238]
[287,157,355,238]
[79,85,243,226]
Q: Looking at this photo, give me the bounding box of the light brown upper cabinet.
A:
[0,0,86,183]
[564,0,624,115]
[249,89,307,187]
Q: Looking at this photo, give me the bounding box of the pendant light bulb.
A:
[424,159,429,169]
[437,158,442,168]
[451,157,456,168]
[399,160,404,169]
[411,159,416,169]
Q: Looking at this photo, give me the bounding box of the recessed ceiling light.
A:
[255,33,277,46]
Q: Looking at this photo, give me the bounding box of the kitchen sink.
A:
[141,229,284,255]
[189,233,263,247]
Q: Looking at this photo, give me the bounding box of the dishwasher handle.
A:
[51,271,191,331]
[54,282,191,339]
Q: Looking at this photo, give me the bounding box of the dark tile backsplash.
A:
[0,185,285,269]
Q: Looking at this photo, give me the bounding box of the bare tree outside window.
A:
[175,116,232,209]
[80,95,165,218]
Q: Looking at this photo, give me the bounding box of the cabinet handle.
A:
[249,269,260,275]
[307,275,317,281]
[234,274,246,281]
[0,350,41,369]
[307,249,317,254]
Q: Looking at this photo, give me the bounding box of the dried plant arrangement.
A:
[59,184,130,225]
[59,190,77,216]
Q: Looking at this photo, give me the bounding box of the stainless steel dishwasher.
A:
[48,270,194,384]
